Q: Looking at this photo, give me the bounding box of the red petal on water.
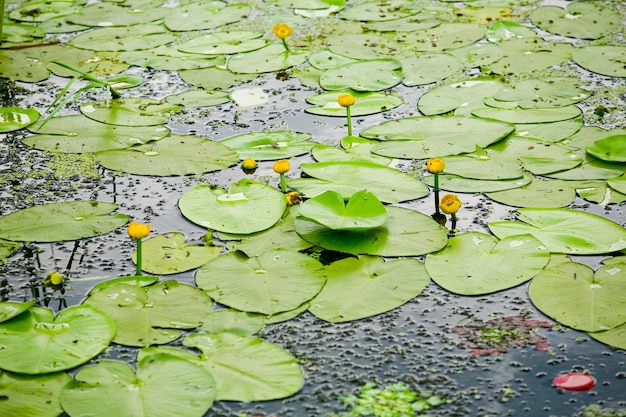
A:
[534,343,552,351]
[552,373,596,391]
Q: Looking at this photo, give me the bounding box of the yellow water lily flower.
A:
[273,23,293,39]
[273,159,290,174]
[427,158,445,174]
[286,191,302,206]
[242,157,257,170]
[46,271,64,285]
[127,221,151,239]
[338,94,356,107]
[439,194,461,215]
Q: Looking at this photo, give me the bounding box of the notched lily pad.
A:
[0,106,40,133]
[81,98,182,127]
[220,130,314,160]
[586,135,626,162]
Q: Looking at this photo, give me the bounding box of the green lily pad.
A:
[80,98,181,126]
[84,280,213,347]
[305,90,403,117]
[219,130,314,160]
[426,232,549,295]
[133,233,222,275]
[299,190,388,231]
[164,2,251,31]
[60,353,216,417]
[0,106,40,133]
[449,43,504,69]
[472,105,582,124]
[572,46,626,78]
[309,256,430,322]
[572,180,626,205]
[118,46,224,71]
[529,261,626,332]
[0,49,50,82]
[0,300,35,323]
[0,201,129,243]
[287,161,429,203]
[180,67,258,90]
[177,30,268,55]
[196,309,265,336]
[486,178,576,208]
[294,205,448,256]
[1,21,46,43]
[489,208,626,255]
[70,24,177,51]
[483,38,572,75]
[0,371,71,417]
[320,59,402,91]
[227,44,310,74]
[586,135,626,162]
[589,321,626,350]
[492,77,590,109]
[363,13,440,32]
[400,53,461,86]
[441,150,524,180]
[530,3,621,40]
[8,1,80,22]
[267,0,345,9]
[0,239,20,261]
[95,134,238,176]
[0,305,115,374]
[338,0,420,21]
[515,118,583,143]
[24,114,170,153]
[312,140,392,166]
[179,179,287,234]
[90,275,160,295]
[417,76,506,116]
[308,49,358,70]
[195,249,325,315]
[422,172,533,193]
[165,89,230,107]
[398,23,486,52]
[326,34,405,60]
[608,175,626,194]
[68,0,169,27]
[485,20,537,42]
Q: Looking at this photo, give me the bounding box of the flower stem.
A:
[346,106,353,136]
[450,213,457,236]
[280,173,286,193]
[434,173,440,214]
[281,38,289,52]
[135,238,143,276]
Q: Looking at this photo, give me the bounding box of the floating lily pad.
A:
[441,149,524,180]
[69,0,169,27]
[484,38,572,75]
[287,161,429,203]
[485,20,537,42]
[267,0,345,9]
[472,105,582,124]
[294,205,448,256]
[134,233,222,275]
[423,172,533,193]
[90,275,160,295]
[196,249,325,316]
[0,300,35,323]
[0,305,115,374]
[119,46,224,71]
[449,43,505,69]
[179,67,258,90]
[305,90,403,116]
[489,208,626,255]
[84,280,213,347]
[177,31,268,55]
[197,309,265,336]
[608,176,626,194]
[515,118,583,143]
[339,0,420,21]
[572,180,626,205]
[530,3,621,40]
[529,261,626,332]
[363,12,440,32]
[0,371,71,417]
[70,24,177,51]
[400,53,461,86]
[486,178,576,208]
[327,34,405,60]
[0,201,129,243]
[572,46,626,77]
[309,256,430,322]
[586,135,626,162]
[80,98,181,127]
[219,130,314,160]
[164,90,231,107]
[589,322,626,350]
[9,1,80,22]
[0,106,40,133]
[0,49,50,82]
[227,44,310,74]
[417,76,506,116]
[95,134,238,176]
[493,77,590,109]
[426,232,549,295]
[0,239,20,261]
[179,179,287,234]
[308,49,358,70]
[398,23,486,52]
[60,353,216,417]
[164,2,251,31]
[311,140,392,165]
[320,59,402,91]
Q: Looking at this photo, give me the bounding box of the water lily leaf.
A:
[84,280,213,346]
[0,300,35,323]
[400,53,461,86]
[1,21,46,42]
[180,67,258,90]
[320,59,402,91]
[572,46,626,78]
[0,201,129,243]
[195,249,325,315]
[309,256,430,322]
[70,24,177,51]
[326,34,405,60]
[90,275,160,295]
[219,130,314,160]
[589,321,626,350]
[133,232,222,275]
[485,20,537,42]
[515,117,582,143]
[118,46,224,71]
[398,23,486,52]
[426,232,549,295]
[423,172,533,193]
[305,90,403,116]
[0,239,20,261]
[364,12,440,31]
[177,31,268,55]
[366,115,514,159]
[0,49,50,82]
[299,190,388,231]
[308,49,358,70]
[493,77,590,109]
[23,114,170,153]
[197,309,265,336]
[0,106,40,133]
[227,44,310,74]
[60,353,216,417]
[287,161,429,203]
[571,180,626,205]
[442,151,524,180]
[38,16,89,34]
[484,38,572,75]
[95,134,238,175]
[339,0,420,21]
[163,90,230,107]
[312,140,392,165]
[586,135,626,162]
[417,76,506,116]
[0,305,115,374]
[486,178,576,208]
[472,105,582,124]
[295,205,448,256]
[531,3,621,40]
[80,98,181,126]
[267,0,345,9]
[164,2,251,31]
[529,261,626,332]
[0,371,71,417]
[9,1,80,22]
[69,0,169,27]
[449,43,504,68]
[179,179,287,234]
[608,176,626,194]
[489,208,626,255]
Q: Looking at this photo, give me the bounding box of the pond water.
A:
[1,0,626,416]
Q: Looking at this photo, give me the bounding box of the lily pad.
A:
[0,371,71,417]
[0,300,35,323]
[180,67,258,90]
[0,239,20,261]
[84,280,213,347]
[311,140,392,166]
[485,20,537,42]
[586,135,626,162]
[0,305,115,374]
[294,205,448,256]
[0,200,129,243]
[417,76,506,116]
[483,38,572,75]
[608,176,626,195]
[287,161,429,203]
[400,53,461,86]
[529,261,626,332]
[164,2,251,31]
[338,0,420,21]
[320,59,402,91]
[572,46,626,78]
[227,44,310,74]
[309,256,430,322]
[95,134,238,176]
[363,13,440,32]
[308,49,358,70]
[489,208,626,255]
[70,24,177,51]
[422,172,533,193]
[134,233,222,275]
[179,179,287,234]
[195,249,325,316]
[515,118,583,143]
[305,90,403,117]
[572,180,626,205]
[472,105,582,124]
[118,46,224,71]
[0,49,50,82]
[219,130,314,160]
[69,0,169,27]
[177,30,268,55]
[486,178,576,208]
[326,34,405,60]
[0,106,40,133]
[197,309,265,336]
[9,1,80,22]
[530,3,621,40]
[398,23,486,52]
[492,77,590,109]
[60,353,216,417]
[165,90,231,107]
[80,98,182,126]
[589,322,626,350]
[426,232,549,295]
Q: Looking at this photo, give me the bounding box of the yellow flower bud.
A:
[427,158,445,174]
[337,94,356,107]
[46,271,64,285]
[242,158,257,170]
[273,159,290,174]
[272,23,293,40]
[127,221,151,239]
[439,194,461,215]
[286,191,302,206]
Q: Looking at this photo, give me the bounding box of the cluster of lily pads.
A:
[1,0,626,416]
